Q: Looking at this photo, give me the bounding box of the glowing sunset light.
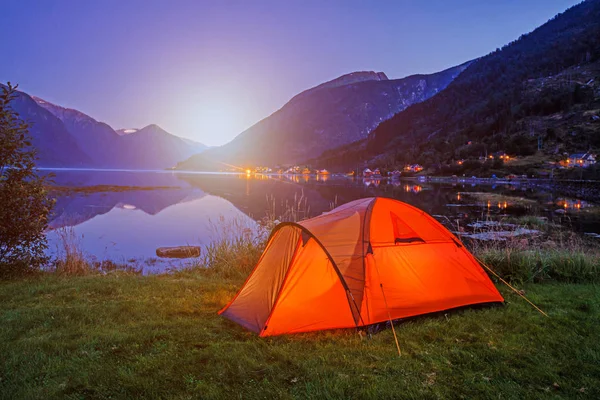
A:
[0,1,579,146]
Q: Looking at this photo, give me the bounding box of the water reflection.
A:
[47,194,257,274]
[556,198,590,210]
[45,170,600,274]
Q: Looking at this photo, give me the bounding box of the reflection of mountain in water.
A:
[178,174,339,220]
[50,188,207,229]
[178,173,463,220]
[46,193,258,274]
[44,170,599,276]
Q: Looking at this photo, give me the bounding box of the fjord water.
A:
[45,169,599,274]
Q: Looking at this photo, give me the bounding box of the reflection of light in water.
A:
[557,199,586,210]
[457,193,461,201]
[364,178,381,187]
[404,184,422,193]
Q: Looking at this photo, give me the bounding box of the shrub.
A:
[0,83,54,277]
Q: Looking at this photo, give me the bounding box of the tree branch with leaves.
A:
[0,83,54,276]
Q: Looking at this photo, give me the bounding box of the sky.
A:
[0,0,582,146]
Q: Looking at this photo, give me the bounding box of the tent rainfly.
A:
[219,197,504,336]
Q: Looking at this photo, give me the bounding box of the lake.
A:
[44,169,600,274]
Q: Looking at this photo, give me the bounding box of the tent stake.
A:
[380,283,402,356]
[476,257,549,318]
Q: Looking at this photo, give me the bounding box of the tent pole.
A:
[380,283,402,357]
[476,257,549,318]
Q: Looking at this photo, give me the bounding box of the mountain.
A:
[180,137,210,153]
[316,0,600,171]
[175,62,471,170]
[116,128,138,136]
[24,95,208,169]
[119,124,208,169]
[2,86,90,167]
[33,96,131,166]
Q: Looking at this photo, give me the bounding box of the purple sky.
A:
[0,0,581,145]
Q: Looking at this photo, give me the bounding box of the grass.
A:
[52,226,92,276]
[477,248,600,284]
[3,201,597,398]
[200,216,266,279]
[464,215,600,284]
[0,273,598,399]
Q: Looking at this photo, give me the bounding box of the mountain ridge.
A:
[10,91,209,169]
[309,0,600,172]
[175,61,472,171]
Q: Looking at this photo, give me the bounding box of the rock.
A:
[156,246,201,259]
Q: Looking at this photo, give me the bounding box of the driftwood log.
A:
[156,246,201,259]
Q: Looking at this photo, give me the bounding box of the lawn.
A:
[0,272,598,399]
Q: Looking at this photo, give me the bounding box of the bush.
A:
[0,83,54,277]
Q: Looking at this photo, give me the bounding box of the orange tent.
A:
[219,197,503,336]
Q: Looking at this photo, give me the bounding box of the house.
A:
[567,152,596,168]
[403,164,424,173]
[317,169,330,175]
[373,168,382,177]
[362,168,373,177]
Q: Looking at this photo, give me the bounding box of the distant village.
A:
[247,151,597,179]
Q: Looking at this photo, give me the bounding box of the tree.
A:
[0,83,54,276]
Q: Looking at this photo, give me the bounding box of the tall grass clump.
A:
[202,215,266,279]
[202,193,313,279]
[52,225,92,276]
[467,216,600,284]
[477,248,600,283]
[264,191,310,224]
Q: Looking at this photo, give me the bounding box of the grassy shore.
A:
[47,185,180,194]
[0,272,599,399]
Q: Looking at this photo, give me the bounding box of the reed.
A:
[201,215,266,279]
[52,225,92,276]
